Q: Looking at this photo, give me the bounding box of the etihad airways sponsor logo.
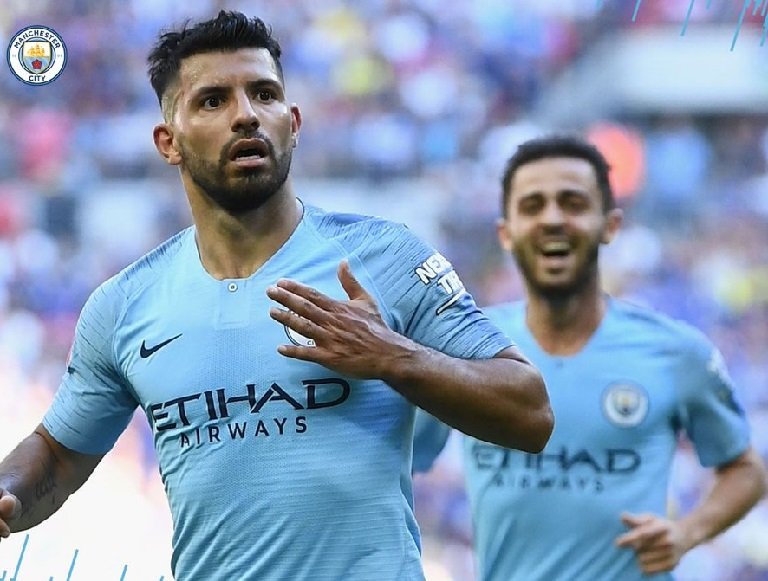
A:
[471,442,641,494]
[148,378,350,448]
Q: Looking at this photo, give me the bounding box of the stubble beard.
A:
[514,238,601,302]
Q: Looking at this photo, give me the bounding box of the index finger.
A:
[615,524,665,549]
[273,279,336,309]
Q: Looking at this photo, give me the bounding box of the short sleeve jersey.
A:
[457,299,750,581]
[43,204,512,581]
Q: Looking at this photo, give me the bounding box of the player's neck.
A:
[525,280,607,356]
[191,188,303,280]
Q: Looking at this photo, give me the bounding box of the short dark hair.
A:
[500,135,615,217]
[147,10,283,109]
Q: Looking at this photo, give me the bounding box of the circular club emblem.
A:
[602,383,649,427]
[7,25,67,85]
[283,323,315,347]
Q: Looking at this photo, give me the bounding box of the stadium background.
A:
[1,0,767,578]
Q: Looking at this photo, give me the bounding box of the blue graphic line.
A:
[752,0,765,14]
[681,0,697,35]
[762,0,768,46]
[9,534,29,581]
[119,564,128,580]
[595,0,603,8]
[1,570,5,580]
[66,549,79,581]
[707,0,713,7]
[632,0,644,22]
[732,0,753,50]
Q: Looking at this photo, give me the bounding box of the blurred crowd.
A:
[1,0,767,579]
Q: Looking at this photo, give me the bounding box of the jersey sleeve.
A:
[412,410,451,473]
[42,280,138,455]
[351,223,513,359]
[676,328,751,467]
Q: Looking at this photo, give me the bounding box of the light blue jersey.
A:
[43,203,512,581]
[414,298,750,581]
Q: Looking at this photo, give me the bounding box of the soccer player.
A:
[413,135,767,580]
[0,12,554,581]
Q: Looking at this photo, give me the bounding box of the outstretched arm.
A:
[615,447,767,575]
[0,424,103,539]
[267,260,553,452]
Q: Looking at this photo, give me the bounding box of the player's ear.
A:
[153,123,182,166]
[601,208,623,244]
[290,104,302,148]
[497,218,513,253]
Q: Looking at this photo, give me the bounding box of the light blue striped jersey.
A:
[414,298,750,581]
[43,203,512,581]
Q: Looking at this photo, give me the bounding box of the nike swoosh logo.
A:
[140,333,182,359]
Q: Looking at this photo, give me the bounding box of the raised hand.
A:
[266,260,414,379]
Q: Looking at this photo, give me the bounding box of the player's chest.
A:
[538,350,681,439]
[114,269,351,407]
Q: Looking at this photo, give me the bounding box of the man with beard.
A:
[413,135,766,580]
[0,11,554,581]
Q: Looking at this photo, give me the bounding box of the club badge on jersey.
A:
[602,382,649,427]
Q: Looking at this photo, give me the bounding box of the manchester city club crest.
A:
[283,320,316,347]
[7,25,67,85]
[602,382,649,427]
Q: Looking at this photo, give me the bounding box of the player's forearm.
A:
[381,345,553,452]
[678,448,767,550]
[0,428,95,531]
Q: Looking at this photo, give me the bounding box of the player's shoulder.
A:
[303,204,413,250]
[89,228,192,309]
[610,297,713,356]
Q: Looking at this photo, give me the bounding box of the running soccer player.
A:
[414,135,767,580]
[0,12,553,581]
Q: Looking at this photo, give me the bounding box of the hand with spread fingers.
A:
[615,512,691,575]
[267,260,412,379]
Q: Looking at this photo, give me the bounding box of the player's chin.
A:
[531,277,581,298]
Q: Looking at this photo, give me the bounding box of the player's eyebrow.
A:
[246,78,285,96]
[189,79,285,101]
[515,191,544,202]
[558,188,590,197]
[189,85,228,99]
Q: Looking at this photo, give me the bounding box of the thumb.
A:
[337,260,368,301]
[0,493,21,537]
[0,493,21,519]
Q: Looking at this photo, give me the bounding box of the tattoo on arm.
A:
[34,467,57,504]
[19,433,59,519]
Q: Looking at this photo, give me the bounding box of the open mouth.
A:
[230,139,269,162]
[539,241,571,258]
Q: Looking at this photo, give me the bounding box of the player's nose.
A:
[231,91,260,133]
[539,201,566,226]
